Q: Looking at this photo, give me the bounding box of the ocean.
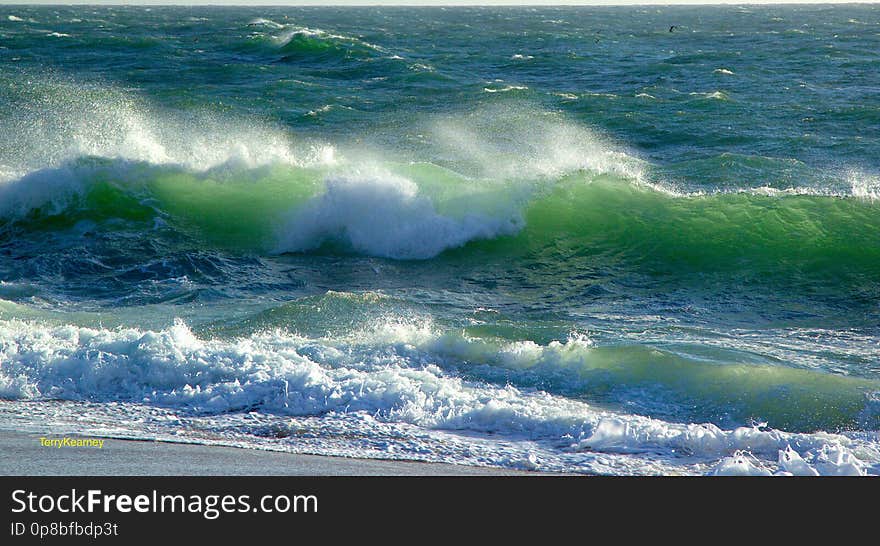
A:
[0,4,878,475]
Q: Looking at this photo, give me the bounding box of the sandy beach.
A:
[0,431,532,476]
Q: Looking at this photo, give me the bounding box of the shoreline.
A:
[0,431,537,476]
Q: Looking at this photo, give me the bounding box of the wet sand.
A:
[0,431,532,476]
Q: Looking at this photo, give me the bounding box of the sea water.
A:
[1,5,879,475]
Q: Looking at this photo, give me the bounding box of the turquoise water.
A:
[0,5,879,475]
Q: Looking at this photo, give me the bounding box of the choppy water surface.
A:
[1,5,879,475]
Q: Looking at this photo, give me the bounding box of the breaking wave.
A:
[1,311,877,475]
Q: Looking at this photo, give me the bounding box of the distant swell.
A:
[240,23,386,66]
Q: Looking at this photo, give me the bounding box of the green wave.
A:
[469,174,880,282]
[147,163,322,249]
[0,160,323,251]
[431,333,880,433]
[4,158,880,284]
[240,27,382,65]
[188,290,880,433]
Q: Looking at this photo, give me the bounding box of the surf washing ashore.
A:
[0,5,879,476]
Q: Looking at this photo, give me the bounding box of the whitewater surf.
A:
[1,5,879,476]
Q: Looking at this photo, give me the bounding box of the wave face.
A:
[1,5,880,475]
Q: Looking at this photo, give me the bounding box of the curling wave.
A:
[3,156,880,285]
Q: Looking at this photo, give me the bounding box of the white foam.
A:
[689,90,729,101]
[273,27,323,45]
[247,18,285,30]
[0,318,592,437]
[1,317,877,475]
[0,164,87,219]
[732,170,880,201]
[483,85,529,93]
[271,26,384,52]
[778,445,820,476]
[710,452,773,476]
[305,105,354,118]
[275,168,523,259]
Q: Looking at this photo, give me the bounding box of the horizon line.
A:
[4,1,880,6]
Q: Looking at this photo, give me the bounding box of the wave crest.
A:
[275,169,524,259]
[0,78,305,184]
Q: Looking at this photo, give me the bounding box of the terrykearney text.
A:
[39,437,105,449]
